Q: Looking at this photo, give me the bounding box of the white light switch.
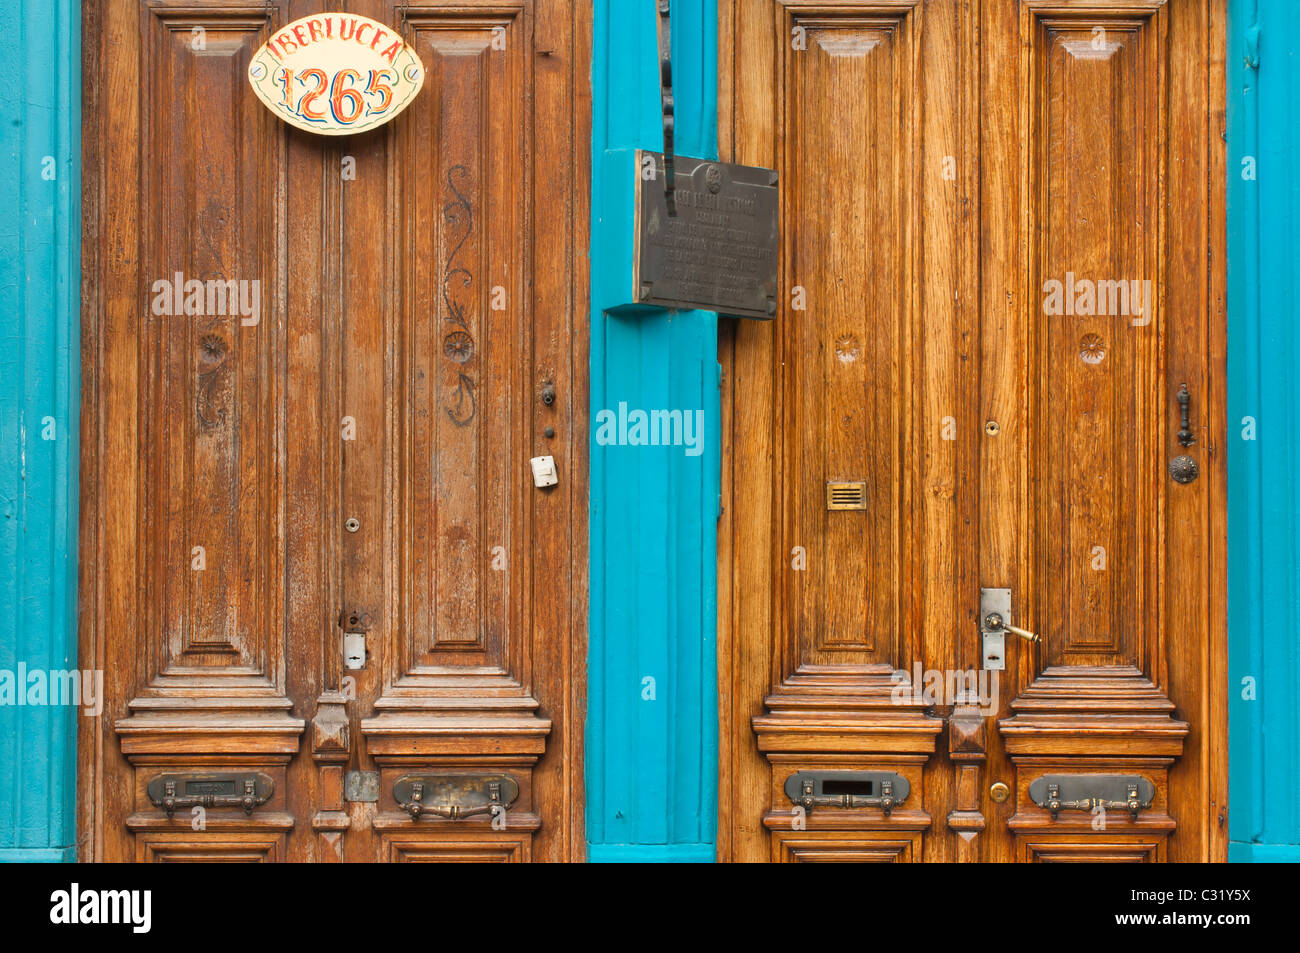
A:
[530,455,558,488]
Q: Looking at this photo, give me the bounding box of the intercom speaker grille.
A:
[825,481,868,511]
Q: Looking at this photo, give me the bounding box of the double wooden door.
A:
[718,0,1228,862]
[79,0,589,862]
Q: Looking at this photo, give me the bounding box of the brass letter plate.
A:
[783,770,909,816]
[633,151,779,320]
[393,773,520,821]
[1028,774,1155,820]
[146,771,274,818]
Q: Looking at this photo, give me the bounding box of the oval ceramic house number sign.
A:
[248,13,424,135]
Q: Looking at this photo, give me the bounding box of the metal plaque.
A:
[344,770,380,803]
[633,151,779,319]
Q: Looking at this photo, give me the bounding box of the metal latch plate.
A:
[980,587,1011,670]
[343,632,366,670]
[345,770,380,803]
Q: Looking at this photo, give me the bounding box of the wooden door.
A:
[79,0,589,862]
[718,0,1227,862]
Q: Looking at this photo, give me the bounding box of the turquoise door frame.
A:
[1227,0,1300,862]
[0,0,81,862]
[586,0,720,861]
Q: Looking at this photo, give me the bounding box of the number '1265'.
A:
[279,68,396,125]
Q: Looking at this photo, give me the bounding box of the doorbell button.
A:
[530,455,558,488]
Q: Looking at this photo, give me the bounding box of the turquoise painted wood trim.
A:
[0,847,78,863]
[0,0,81,861]
[1227,0,1300,859]
[1229,842,1300,863]
[588,843,715,863]
[588,0,720,861]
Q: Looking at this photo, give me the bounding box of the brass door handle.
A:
[982,612,1039,644]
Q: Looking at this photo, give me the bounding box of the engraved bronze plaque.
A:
[633,151,779,319]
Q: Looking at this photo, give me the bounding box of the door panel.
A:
[79,0,589,862]
[780,9,917,668]
[718,0,1226,863]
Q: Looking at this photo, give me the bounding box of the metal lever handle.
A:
[983,612,1040,644]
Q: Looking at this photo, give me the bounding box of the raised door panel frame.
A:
[728,1,942,708]
[385,4,532,696]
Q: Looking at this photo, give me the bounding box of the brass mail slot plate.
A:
[146,771,275,816]
[393,773,520,821]
[826,481,868,510]
[1028,774,1156,820]
[784,770,910,807]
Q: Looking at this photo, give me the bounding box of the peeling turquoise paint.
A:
[1227,0,1300,862]
[587,0,719,862]
[0,0,81,862]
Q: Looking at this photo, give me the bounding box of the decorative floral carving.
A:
[443,330,474,363]
[1079,333,1107,364]
[442,165,476,425]
[196,332,229,429]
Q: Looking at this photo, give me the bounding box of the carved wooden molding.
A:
[362,711,551,760]
[116,708,304,760]
[946,706,987,857]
